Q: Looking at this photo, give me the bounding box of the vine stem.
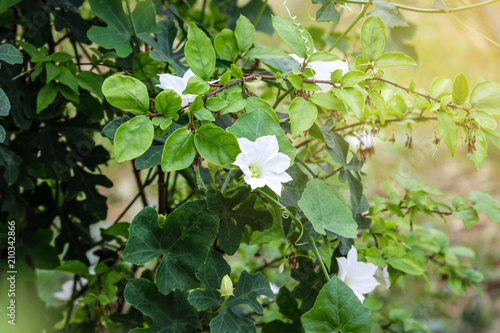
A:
[256,189,330,281]
[253,0,268,26]
[220,170,235,194]
[328,0,373,52]
[345,0,500,13]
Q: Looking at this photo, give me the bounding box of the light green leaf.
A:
[298,179,358,238]
[470,81,500,115]
[361,16,386,61]
[368,90,386,125]
[155,89,182,117]
[271,16,314,59]
[227,109,296,163]
[452,208,479,229]
[289,97,318,138]
[194,108,216,122]
[387,255,425,275]
[437,112,458,157]
[430,77,450,98]
[189,96,204,111]
[308,51,341,62]
[470,191,500,223]
[194,124,240,169]
[310,92,345,111]
[365,247,385,267]
[161,127,196,172]
[245,46,290,60]
[184,76,210,95]
[102,75,149,114]
[36,82,58,113]
[56,67,79,93]
[470,131,487,171]
[374,52,416,68]
[206,97,229,111]
[471,110,497,131]
[335,88,365,119]
[0,43,23,65]
[186,22,215,80]
[103,115,132,140]
[214,29,239,61]
[77,71,104,99]
[235,15,255,53]
[371,0,408,28]
[0,88,11,116]
[123,202,218,294]
[340,70,370,88]
[245,96,280,123]
[114,115,154,163]
[220,92,247,115]
[452,73,469,105]
[301,277,372,332]
[313,0,340,23]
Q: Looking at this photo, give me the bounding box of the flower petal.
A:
[244,175,267,189]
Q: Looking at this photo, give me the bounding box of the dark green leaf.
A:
[301,277,372,332]
[124,278,201,332]
[135,145,163,170]
[0,88,10,116]
[312,0,340,23]
[0,43,23,64]
[103,115,132,140]
[36,82,58,113]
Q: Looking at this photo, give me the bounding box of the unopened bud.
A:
[218,274,234,297]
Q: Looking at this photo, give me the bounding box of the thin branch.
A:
[345,0,500,13]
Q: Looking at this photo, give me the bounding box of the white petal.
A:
[255,135,280,156]
[183,68,196,81]
[157,74,186,94]
[233,153,252,175]
[244,175,267,189]
[260,152,291,173]
[265,179,283,196]
[346,246,359,264]
[289,53,304,64]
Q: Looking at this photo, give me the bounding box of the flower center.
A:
[249,165,261,178]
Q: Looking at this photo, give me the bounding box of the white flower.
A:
[345,130,376,150]
[157,69,197,106]
[290,51,349,90]
[376,265,391,289]
[53,277,88,301]
[232,135,292,196]
[269,282,280,295]
[337,246,379,303]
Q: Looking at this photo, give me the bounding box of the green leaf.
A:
[161,127,196,172]
[77,71,105,99]
[55,260,88,275]
[308,51,341,62]
[452,73,469,105]
[132,52,164,80]
[0,0,22,13]
[155,89,182,117]
[194,124,241,168]
[452,208,479,229]
[312,0,340,23]
[289,97,318,139]
[360,16,386,61]
[0,43,23,64]
[310,92,345,111]
[184,76,210,95]
[186,22,215,80]
[245,97,279,123]
[103,115,132,140]
[206,189,273,255]
[470,131,487,171]
[373,52,416,68]
[235,15,256,53]
[214,29,239,61]
[340,70,370,88]
[188,250,231,310]
[230,64,243,78]
[114,115,154,163]
[48,52,73,63]
[298,179,358,238]
[189,96,204,111]
[194,108,216,122]
[271,16,314,59]
[371,0,408,28]
[470,191,500,223]
[387,255,425,275]
[437,112,458,157]
[102,75,149,114]
[0,125,5,143]
[471,110,497,131]
[335,88,365,119]
[87,0,160,57]
[123,202,219,294]
[0,146,22,184]
[36,82,58,113]
[135,145,163,170]
[301,277,372,332]
[0,88,11,116]
[124,278,201,332]
[430,77,450,98]
[227,109,296,163]
[367,90,386,125]
[219,92,247,115]
[365,247,385,267]
[206,97,229,111]
[245,46,290,60]
[470,81,500,115]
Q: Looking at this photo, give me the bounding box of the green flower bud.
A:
[218,274,234,297]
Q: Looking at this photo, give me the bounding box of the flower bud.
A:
[218,274,234,297]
